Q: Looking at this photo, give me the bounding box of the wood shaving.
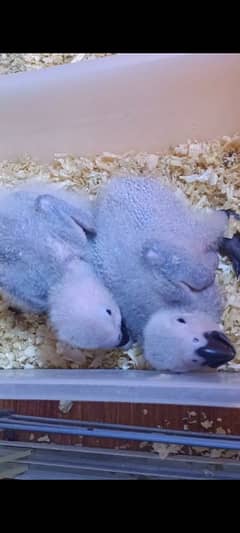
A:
[153,442,240,461]
[152,443,183,460]
[200,420,214,430]
[0,53,113,75]
[0,54,239,371]
[58,401,73,414]
[37,435,51,443]
[216,427,227,435]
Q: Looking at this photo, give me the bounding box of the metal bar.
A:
[0,417,240,450]
[1,441,240,479]
[8,413,240,442]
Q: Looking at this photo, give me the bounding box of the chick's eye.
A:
[106,309,112,316]
[177,318,186,324]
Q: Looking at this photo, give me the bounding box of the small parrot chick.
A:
[49,259,130,351]
[0,181,130,350]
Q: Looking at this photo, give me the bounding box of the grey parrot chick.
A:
[143,309,235,373]
[91,176,228,337]
[0,181,130,350]
[91,176,235,369]
[49,259,129,350]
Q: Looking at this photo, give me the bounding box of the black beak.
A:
[118,319,130,347]
[196,331,236,368]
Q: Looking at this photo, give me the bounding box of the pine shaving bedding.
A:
[0,54,239,371]
[0,53,113,74]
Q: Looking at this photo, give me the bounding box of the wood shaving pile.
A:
[0,54,239,372]
[0,53,113,75]
[152,442,240,461]
[152,412,239,460]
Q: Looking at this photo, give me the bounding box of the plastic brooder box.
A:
[0,53,240,407]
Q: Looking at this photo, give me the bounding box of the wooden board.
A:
[0,400,239,450]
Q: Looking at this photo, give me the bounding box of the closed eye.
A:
[180,281,202,293]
